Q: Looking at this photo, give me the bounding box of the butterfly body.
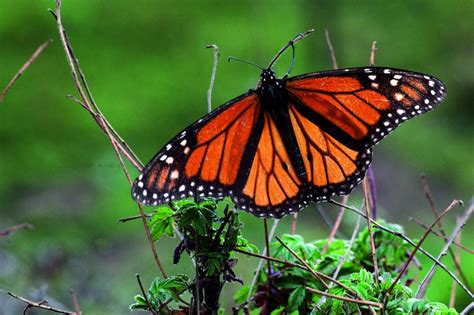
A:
[132,66,446,218]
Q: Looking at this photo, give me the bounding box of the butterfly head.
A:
[259,69,284,94]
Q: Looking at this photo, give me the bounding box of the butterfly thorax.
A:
[258,69,308,182]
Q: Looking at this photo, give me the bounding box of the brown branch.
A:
[363,179,379,284]
[69,289,81,315]
[330,199,473,298]
[415,202,473,298]
[290,212,298,234]
[321,195,348,255]
[0,39,52,102]
[206,44,219,113]
[234,248,304,269]
[263,218,272,309]
[267,29,314,69]
[305,287,383,309]
[324,29,338,69]
[136,274,158,315]
[53,0,166,277]
[420,175,471,289]
[0,223,33,237]
[369,41,377,66]
[409,217,474,254]
[384,199,463,298]
[246,219,280,303]
[449,216,462,308]
[7,291,76,314]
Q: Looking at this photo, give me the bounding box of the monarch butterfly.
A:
[132,34,446,218]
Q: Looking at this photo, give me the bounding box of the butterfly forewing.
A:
[133,65,446,219]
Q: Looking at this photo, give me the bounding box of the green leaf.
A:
[149,208,175,241]
[287,286,305,312]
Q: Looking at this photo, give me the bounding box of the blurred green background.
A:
[0,0,472,313]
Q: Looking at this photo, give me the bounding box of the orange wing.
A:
[132,92,262,206]
[286,67,446,150]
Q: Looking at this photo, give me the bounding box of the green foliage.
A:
[130,274,189,313]
[234,224,458,314]
[149,207,175,241]
[353,220,412,272]
[131,198,258,313]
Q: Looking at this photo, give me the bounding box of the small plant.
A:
[233,224,459,314]
[130,198,258,313]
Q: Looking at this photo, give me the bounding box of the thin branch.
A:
[409,217,474,254]
[136,274,157,315]
[449,216,462,308]
[321,195,348,255]
[276,236,329,289]
[246,219,280,303]
[69,289,81,315]
[0,39,52,102]
[53,0,166,276]
[305,287,383,309]
[7,291,76,314]
[324,29,338,69]
[415,202,473,298]
[460,302,474,315]
[385,199,463,298]
[363,179,379,285]
[330,199,473,298]
[234,248,304,269]
[419,176,471,289]
[316,205,347,239]
[369,41,377,66]
[290,212,298,234]
[263,219,272,306]
[267,29,315,69]
[0,223,33,237]
[206,44,219,113]
[316,215,363,309]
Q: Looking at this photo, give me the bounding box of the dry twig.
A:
[0,39,52,102]
[415,202,473,298]
[363,178,379,284]
[52,0,166,277]
[69,289,81,315]
[206,44,219,113]
[384,199,463,297]
[0,223,33,237]
[449,216,462,308]
[330,199,473,298]
[306,287,383,309]
[7,291,76,314]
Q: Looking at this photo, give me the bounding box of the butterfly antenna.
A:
[228,56,263,70]
[267,29,315,69]
[284,42,296,77]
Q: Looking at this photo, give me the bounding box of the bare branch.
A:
[324,29,338,69]
[276,236,329,289]
[369,41,377,66]
[0,223,33,237]
[267,29,315,69]
[449,216,462,308]
[415,202,473,298]
[7,291,76,314]
[69,289,81,315]
[385,200,463,297]
[53,0,166,277]
[409,217,474,254]
[0,39,52,102]
[363,179,379,284]
[330,199,473,298]
[306,287,383,309]
[321,195,348,255]
[136,274,157,315]
[246,219,279,303]
[206,44,219,113]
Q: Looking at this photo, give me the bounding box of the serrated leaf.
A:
[287,286,305,312]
